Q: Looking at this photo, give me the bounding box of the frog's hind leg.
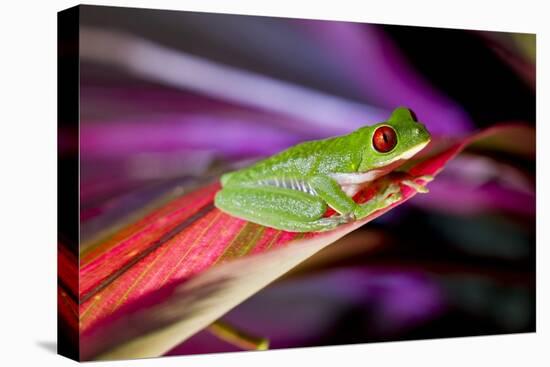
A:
[214,185,349,232]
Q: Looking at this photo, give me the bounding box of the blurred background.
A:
[65,5,535,355]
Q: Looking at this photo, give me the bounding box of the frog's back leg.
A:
[214,185,347,232]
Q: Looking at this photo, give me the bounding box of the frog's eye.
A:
[372,126,397,153]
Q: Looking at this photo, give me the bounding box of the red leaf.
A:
[64,124,532,360]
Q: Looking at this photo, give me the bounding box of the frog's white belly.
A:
[330,169,386,197]
[330,158,405,197]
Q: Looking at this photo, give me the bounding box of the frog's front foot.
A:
[352,182,402,220]
[380,182,403,203]
[370,182,403,211]
[400,174,433,193]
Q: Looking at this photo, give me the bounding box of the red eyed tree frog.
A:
[215,107,432,232]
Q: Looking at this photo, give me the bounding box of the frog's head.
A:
[358,107,431,172]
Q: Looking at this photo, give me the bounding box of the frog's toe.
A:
[387,190,403,204]
[401,179,429,193]
[382,183,402,198]
[340,212,356,223]
[417,174,434,183]
[377,184,402,207]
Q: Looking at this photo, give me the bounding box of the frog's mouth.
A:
[373,139,430,169]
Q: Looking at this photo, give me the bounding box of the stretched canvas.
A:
[58,4,535,361]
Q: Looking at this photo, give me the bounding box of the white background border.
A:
[0,0,546,366]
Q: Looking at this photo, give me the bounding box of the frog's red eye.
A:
[373,126,397,153]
